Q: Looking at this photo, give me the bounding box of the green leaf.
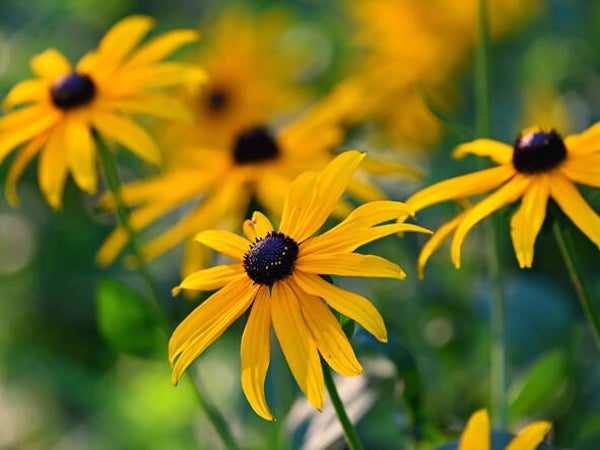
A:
[96,278,165,359]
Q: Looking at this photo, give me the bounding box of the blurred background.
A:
[0,0,599,449]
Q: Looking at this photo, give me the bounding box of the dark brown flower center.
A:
[243,231,299,285]
[233,126,280,165]
[512,129,567,173]
[206,88,228,112]
[50,72,96,110]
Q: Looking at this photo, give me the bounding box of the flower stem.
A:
[322,361,364,450]
[552,222,600,349]
[96,141,240,450]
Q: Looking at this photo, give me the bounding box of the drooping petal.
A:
[550,173,600,249]
[271,281,324,411]
[195,230,251,260]
[458,409,490,450]
[31,49,72,82]
[64,114,97,194]
[288,278,362,377]
[451,175,530,268]
[169,276,258,384]
[3,79,48,109]
[5,135,46,206]
[417,213,464,279]
[297,252,406,279]
[510,175,550,268]
[124,29,199,68]
[243,211,274,242]
[293,270,387,342]
[241,286,274,421]
[505,421,552,450]
[91,111,161,165]
[38,124,68,209]
[453,139,513,165]
[406,165,515,212]
[172,262,245,295]
[559,153,600,187]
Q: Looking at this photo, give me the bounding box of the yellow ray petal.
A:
[505,421,551,450]
[271,281,324,411]
[65,115,97,194]
[31,49,72,82]
[243,211,274,242]
[112,63,206,91]
[96,15,154,71]
[297,252,406,279]
[97,93,194,122]
[169,275,255,364]
[451,175,530,268]
[293,270,387,342]
[5,135,45,206]
[559,154,600,188]
[564,122,600,156]
[453,138,513,165]
[95,227,128,267]
[458,409,490,450]
[195,230,251,260]
[407,165,515,212]
[417,213,464,279]
[550,173,600,248]
[38,124,69,209]
[3,79,48,109]
[241,286,274,421]
[91,111,161,165]
[172,262,245,296]
[510,175,550,268]
[124,29,199,68]
[288,278,362,376]
[278,171,319,239]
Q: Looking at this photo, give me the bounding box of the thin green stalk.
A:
[97,141,240,450]
[475,0,507,428]
[552,223,600,349]
[322,361,364,450]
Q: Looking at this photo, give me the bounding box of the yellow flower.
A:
[168,151,429,420]
[407,125,600,276]
[458,409,551,450]
[0,15,205,208]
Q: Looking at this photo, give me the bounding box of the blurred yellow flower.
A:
[407,125,600,276]
[458,409,551,450]
[0,15,205,209]
[168,151,429,420]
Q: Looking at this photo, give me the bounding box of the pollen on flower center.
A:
[243,231,299,285]
[512,129,567,173]
[233,126,280,164]
[50,72,96,110]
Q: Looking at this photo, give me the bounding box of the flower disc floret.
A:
[512,129,567,173]
[50,72,96,110]
[243,231,299,285]
[233,126,280,164]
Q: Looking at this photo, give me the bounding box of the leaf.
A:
[96,278,165,359]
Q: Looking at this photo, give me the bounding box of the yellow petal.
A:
[510,175,550,268]
[172,262,245,296]
[271,281,324,411]
[243,211,274,242]
[417,213,464,279]
[451,175,530,268]
[564,121,600,156]
[505,421,551,450]
[297,252,406,279]
[288,278,362,376]
[95,227,128,267]
[96,15,154,70]
[3,79,48,109]
[550,173,600,248]
[112,63,206,91]
[407,165,515,212]
[65,115,97,194]
[31,49,72,82]
[91,111,161,165]
[5,135,45,206]
[293,270,387,342]
[278,171,319,239]
[195,230,251,261]
[169,276,257,380]
[124,29,199,68]
[559,154,600,188]
[38,123,69,209]
[453,139,513,165]
[241,286,274,421]
[97,93,194,122]
[458,409,490,450]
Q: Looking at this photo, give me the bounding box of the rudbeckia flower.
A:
[0,15,205,208]
[406,125,600,276]
[168,151,429,420]
[458,409,551,450]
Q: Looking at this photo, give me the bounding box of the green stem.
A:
[475,0,507,428]
[552,223,600,349]
[322,361,364,450]
[96,141,240,450]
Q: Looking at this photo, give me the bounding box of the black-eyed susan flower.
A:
[168,151,429,420]
[457,409,550,450]
[0,15,205,209]
[406,125,600,276]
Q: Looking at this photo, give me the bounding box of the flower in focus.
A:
[406,125,600,276]
[168,151,430,420]
[0,15,205,208]
[458,409,551,450]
